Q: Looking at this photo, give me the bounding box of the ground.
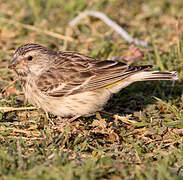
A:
[0,0,183,179]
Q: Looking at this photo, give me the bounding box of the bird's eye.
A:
[27,56,33,61]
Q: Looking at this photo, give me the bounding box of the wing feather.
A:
[36,51,152,97]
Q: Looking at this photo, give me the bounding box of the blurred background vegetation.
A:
[0,0,183,179]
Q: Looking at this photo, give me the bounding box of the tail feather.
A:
[107,69,178,94]
[142,71,178,81]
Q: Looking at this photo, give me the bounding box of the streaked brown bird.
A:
[9,43,178,118]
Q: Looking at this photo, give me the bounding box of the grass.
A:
[0,0,183,179]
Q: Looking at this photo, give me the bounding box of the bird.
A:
[8,43,178,118]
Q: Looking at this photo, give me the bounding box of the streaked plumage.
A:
[9,43,178,117]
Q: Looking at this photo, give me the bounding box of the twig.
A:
[9,136,44,140]
[0,106,36,113]
[1,78,18,93]
[0,126,40,136]
[0,17,73,42]
[69,10,148,47]
[113,114,137,125]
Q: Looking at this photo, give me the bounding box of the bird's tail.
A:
[107,70,178,94]
[135,71,178,81]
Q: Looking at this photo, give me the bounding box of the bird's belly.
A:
[44,89,111,117]
[24,85,111,117]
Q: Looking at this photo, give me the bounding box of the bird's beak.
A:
[8,57,18,69]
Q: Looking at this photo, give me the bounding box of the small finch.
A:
[9,44,178,118]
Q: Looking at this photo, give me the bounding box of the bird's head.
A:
[9,43,57,76]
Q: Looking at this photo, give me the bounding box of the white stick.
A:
[69,10,148,47]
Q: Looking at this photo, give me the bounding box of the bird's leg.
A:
[58,115,81,128]
[100,110,114,116]
[67,115,81,123]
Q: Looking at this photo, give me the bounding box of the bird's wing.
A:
[36,51,152,97]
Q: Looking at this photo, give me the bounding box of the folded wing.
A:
[36,51,152,97]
